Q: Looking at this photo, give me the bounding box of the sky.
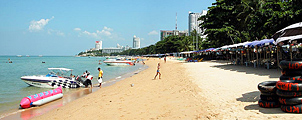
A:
[0,0,216,56]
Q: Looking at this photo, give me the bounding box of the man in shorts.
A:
[84,72,93,88]
[98,67,103,88]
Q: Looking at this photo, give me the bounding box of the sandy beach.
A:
[33,58,302,120]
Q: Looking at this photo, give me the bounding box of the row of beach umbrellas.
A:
[193,22,301,53]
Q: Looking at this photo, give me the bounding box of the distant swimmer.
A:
[7,58,12,63]
[42,61,45,63]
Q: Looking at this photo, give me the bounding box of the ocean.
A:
[0,56,145,115]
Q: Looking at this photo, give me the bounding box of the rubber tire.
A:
[280,75,302,81]
[281,69,302,76]
[276,89,302,97]
[276,80,302,91]
[280,60,302,70]
[281,104,302,113]
[258,81,277,93]
[260,94,278,101]
[279,97,302,105]
[261,91,277,96]
[258,99,280,108]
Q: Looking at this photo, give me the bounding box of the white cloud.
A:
[148,30,158,35]
[103,26,113,31]
[47,29,65,36]
[74,28,81,31]
[81,26,114,39]
[29,16,54,32]
[83,30,98,38]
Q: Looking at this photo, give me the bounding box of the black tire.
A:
[280,60,302,70]
[279,97,302,105]
[280,75,302,81]
[260,94,278,101]
[258,81,277,93]
[276,80,302,91]
[258,99,280,108]
[276,89,302,97]
[261,91,277,96]
[281,104,302,113]
[281,69,302,76]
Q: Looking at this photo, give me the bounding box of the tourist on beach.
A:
[81,70,88,78]
[83,72,93,88]
[153,63,161,79]
[164,56,166,63]
[98,67,103,88]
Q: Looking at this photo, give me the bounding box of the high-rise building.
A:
[160,30,188,41]
[188,10,207,36]
[133,35,140,49]
[95,41,102,50]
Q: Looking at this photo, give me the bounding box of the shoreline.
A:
[33,58,210,119]
[0,61,148,120]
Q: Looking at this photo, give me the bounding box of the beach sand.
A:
[34,58,302,119]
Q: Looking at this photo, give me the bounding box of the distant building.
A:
[95,41,102,50]
[102,48,124,54]
[188,10,207,37]
[102,43,130,54]
[160,30,188,41]
[133,35,140,49]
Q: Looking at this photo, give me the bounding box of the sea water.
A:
[0,56,144,114]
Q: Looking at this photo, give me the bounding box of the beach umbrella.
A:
[250,41,261,48]
[259,39,274,46]
[273,22,302,44]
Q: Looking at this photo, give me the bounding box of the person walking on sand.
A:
[164,56,166,63]
[153,63,161,79]
[98,67,103,88]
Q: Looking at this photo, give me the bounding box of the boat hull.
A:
[21,76,82,88]
[103,61,134,66]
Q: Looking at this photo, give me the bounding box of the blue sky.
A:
[0,0,215,56]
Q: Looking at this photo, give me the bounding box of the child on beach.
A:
[153,63,161,79]
[98,67,103,88]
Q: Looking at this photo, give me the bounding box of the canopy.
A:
[180,51,194,54]
[259,39,274,46]
[273,22,302,44]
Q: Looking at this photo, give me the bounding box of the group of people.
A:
[79,57,164,88]
[81,68,103,88]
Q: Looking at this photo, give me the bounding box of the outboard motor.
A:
[75,75,84,83]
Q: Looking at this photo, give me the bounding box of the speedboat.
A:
[103,58,134,66]
[21,68,83,88]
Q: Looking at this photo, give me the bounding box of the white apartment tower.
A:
[133,35,140,49]
[95,41,102,50]
[188,10,207,36]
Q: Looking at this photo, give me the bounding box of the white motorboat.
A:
[21,68,83,88]
[103,58,134,66]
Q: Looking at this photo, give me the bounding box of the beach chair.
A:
[198,58,204,62]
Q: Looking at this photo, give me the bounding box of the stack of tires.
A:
[277,60,302,113]
[258,81,280,108]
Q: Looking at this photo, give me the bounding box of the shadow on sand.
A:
[209,60,281,79]
[237,91,286,114]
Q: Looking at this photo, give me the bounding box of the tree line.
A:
[80,0,301,56]
[200,0,301,47]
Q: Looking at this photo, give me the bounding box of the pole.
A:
[196,33,198,51]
